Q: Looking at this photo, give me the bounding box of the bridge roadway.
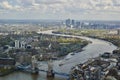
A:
[17,67,69,77]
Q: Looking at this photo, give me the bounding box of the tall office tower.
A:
[65,19,71,27]
[71,19,75,27]
[117,29,120,35]
[76,21,81,28]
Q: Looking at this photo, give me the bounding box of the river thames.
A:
[0,34,117,80]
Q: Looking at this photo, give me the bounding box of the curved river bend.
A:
[0,35,117,80]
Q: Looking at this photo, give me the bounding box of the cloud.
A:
[0,1,23,11]
[35,0,68,5]
[0,0,118,13]
[0,0,119,14]
[0,1,13,10]
[0,0,120,20]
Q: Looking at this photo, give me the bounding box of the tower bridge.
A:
[17,55,69,78]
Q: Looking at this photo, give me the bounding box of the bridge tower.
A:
[47,59,55,77]
[31,55,39,74]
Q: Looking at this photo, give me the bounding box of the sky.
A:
[0,0,120,20]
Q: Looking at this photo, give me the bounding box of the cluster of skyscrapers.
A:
[65,19,81,28]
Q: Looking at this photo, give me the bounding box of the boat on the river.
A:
[59,61,64,66]
[65,58,70,60]
[70,52,75,55]
[59,63,64,66]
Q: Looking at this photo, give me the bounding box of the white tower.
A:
[15,40,20,49]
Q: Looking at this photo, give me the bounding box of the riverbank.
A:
[69,50,120,80]
[35,33,90,60]
[91,36,120,48]
[0,67,15,76]
[52,29,119,51]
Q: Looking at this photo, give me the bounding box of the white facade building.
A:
[20,41,26,49]
[15,40,20,49]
